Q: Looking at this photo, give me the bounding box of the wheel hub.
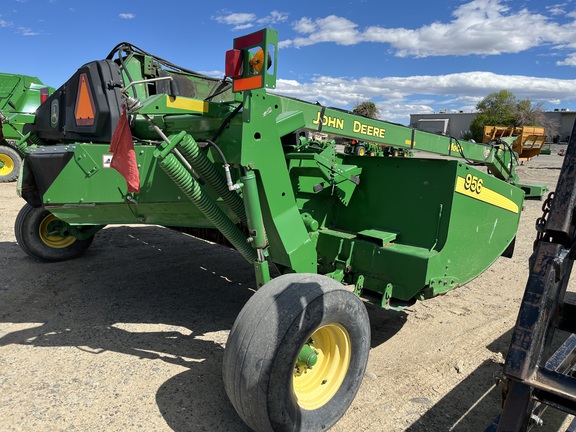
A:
[295,341,319,375]
[38,214,77,248]
[292,323,351,410]
[0,153,14,175]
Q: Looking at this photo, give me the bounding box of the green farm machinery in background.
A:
[0,73,54,182]
[11,28,545,431]
[343,138,411,158]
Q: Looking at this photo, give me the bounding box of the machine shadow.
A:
[366,303,409,349]
[0,225,257,430]
[404,328,572,432]
[0,224,408,431]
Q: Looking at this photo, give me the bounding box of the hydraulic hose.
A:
[158,152,257,263]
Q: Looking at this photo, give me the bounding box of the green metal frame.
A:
[17,28,530,308]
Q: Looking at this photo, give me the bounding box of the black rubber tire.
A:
[354,145,366,156]
[14,203,94,262]
[222,273,370,432]
[0,146,22,182]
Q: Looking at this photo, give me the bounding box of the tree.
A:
[469,90,558,142]
[476,89,517,123]
[353,101,379,119]
[514,100,559,139]
[469,90,517,142]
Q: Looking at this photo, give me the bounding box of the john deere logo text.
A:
[313,112,344,129]
[312,111,386,139]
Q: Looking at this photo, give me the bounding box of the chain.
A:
[534,192,555,248]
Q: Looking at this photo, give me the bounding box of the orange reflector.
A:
[249,49,265,73]
[233,75,263,92]
[75,73,95,126]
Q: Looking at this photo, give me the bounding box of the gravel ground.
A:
[1,148,575,431]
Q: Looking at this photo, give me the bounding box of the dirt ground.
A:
[0,148,574,432]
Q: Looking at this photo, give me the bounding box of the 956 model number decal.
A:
[456,174,519,214]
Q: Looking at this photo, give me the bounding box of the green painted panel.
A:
[334,156,456,250]
[43,143,238,227]
[312,156,524,303]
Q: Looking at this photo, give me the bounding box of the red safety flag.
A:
[109,105,140,193]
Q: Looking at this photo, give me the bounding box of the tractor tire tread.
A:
[14,203,94,262]
[222,273,370,432]
[0,146,22,183]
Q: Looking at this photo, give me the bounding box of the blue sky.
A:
[2,0,576,124]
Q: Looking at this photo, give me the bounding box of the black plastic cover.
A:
[25,60,124,143]
[27,151,74,196]
[20,150,74,207]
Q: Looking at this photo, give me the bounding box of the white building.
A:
[409,109,575,143]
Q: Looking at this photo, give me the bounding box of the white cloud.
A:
[213,10,288,31]
[198,70,224,78]
[557,53,576,66]
[258,10,289,25]
[17,26,39,36]
[548,7,566,15]
[232,23,254,31]
[213,12,256,30]
[119,13,135,20]
[282,0,575,58]
[547,2,569,15]
[214,12,256,26]
[275,71,576,120]
[282,15,361,48]
[0,19,13,27]
[377,101,435,122]
[292,17,315,34]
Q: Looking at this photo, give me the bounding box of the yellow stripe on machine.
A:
[455,176,519,214]
[166,97,208,113]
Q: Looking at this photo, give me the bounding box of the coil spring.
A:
[176,134,248,225]
[159,153,257,262]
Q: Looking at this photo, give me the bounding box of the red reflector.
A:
[40,87,49,103]
[225,49,243,78]
[234,29,264,49]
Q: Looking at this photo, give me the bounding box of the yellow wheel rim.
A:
[0,153,15,176]
[293,323,351,410]
[38,214,77,248]
[358,148,365,156]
